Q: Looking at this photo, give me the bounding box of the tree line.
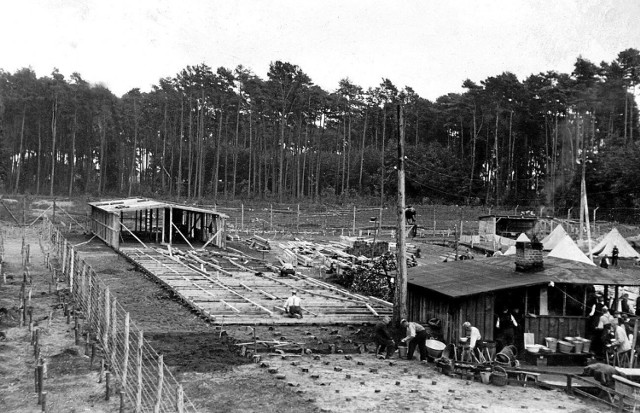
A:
[0,49,639,211]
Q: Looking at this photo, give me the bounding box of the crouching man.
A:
[284,290,303,318]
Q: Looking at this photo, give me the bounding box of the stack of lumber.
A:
[245,235,271,250]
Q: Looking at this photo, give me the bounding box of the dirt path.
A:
[0,226,119,412]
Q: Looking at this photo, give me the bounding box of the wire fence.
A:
[215,203,515,237]
[39,217,197,413]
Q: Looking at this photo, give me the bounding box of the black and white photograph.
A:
[1,1,640,412]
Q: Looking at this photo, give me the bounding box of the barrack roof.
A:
[88,198,228,218]
[407,256,640,298]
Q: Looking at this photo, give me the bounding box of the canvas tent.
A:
[541,224,568,251]
[590,228,640,258]
[548,235,596,266]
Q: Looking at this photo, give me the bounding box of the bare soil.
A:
[0,224,607,412]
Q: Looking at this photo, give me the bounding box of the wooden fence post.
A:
[61,240,67,277]
[103,288,110,359]
[122,313,130,391]
[154,355,164,413]
[176,384,184,413]
[136,330,143,412]
[68,248,74,291]
[110,296,117,370]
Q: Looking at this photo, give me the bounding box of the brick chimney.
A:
[515,234,544,272]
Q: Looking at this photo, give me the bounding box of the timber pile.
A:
[277,240,365,272]
[245,234,271,251]
[120,246,392,325]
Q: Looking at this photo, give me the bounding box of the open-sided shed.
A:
[89,198,227,250]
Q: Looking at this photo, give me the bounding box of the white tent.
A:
[541,224,568,251]
[590,228,640,258]
[548,235,596,266]
[503,245,516,256]
[516,233,531,242]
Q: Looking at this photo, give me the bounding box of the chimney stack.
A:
[515,234,544,272]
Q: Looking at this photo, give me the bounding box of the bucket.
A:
[545,337,558,352]
[480,371,492,384]
[572,340,584,354]
[398,346,408,358]
[581,339,591,353]
[558,340,574,354]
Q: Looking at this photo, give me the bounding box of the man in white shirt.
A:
[400,319,428,361]
[613,322,632,354]
[284,290,302,318]
[463,321,482,350]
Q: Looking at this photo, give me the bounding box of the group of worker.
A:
[374,316,483,361]
[588,291,633,357]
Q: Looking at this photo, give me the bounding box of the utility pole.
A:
[394,104,407,325]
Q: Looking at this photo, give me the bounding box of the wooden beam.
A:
[120,222,148,249]
[171,221,194,249]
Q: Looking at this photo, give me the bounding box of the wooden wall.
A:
[407,285,453,340]
[525,315,588,344]
[458,293,496,342]
[407,285,497,344]
[90,207,119,249]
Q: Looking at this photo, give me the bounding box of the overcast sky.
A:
[2,0,640,99]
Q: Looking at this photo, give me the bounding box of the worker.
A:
[495,307,518,349]
[597,307,615,330]
[493,247,503,257]
[400,319,428,361]
[280,262,295,277]
[620,293,630,315]
[374,316,396,359]
[612,246,619,267]
[284,290,303,319]
[613,321,632,355]
[462,322,481,350]
[405,206,416,225]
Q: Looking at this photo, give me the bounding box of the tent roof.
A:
[407,256,640,298]
[541,224,568,251]
[516,233,531,242]
[503,245,516,256]
[548,235,596,266]
[590,228,640,258]
[89,198,229,218]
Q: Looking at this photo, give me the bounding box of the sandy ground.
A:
[235,352,602,413]
[0,226,120,412]
[0,224,615,412]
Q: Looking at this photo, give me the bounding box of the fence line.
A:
[39,218,196,413]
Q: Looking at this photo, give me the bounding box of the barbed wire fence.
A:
[39,217,198,413]
[214,203,515,238]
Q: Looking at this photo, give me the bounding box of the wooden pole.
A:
[154,355,164,413]
[105,371,111,400]
[136,330,143,412]
[241,204,244,231]
[630,318,639,368]
[177,384,184,413]
[110,296,117,370]
[394,104,407,325]
[352,205,356,235]
[103,288,110,358]
[122,313,130,389]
